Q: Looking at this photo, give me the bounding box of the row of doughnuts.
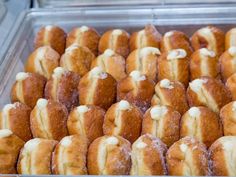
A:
[2,128,236,176]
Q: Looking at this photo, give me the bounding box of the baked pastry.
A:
[225,28,236,50]
[87,135,131,175]
[126,47,160,81]
[157,49,189,87]
[0,102,32,141]
[117,70,155,113]
[226,73,236,100]
[91,49,127,81]
[11,72,47,108]
[151,79,189,115]
[191,26,225,56]
[160,30,192,57]
[60,44,95,77]
[187,76,231,113]
[142,105,181,147]
[78,66,116,110]
[34,25,66,55]
[30,98,68,140]
[44,67,80,111]
[0,129,24,174]
[219,46,236,82]
[25,46,60,79]
[17,138,58,174]
[166,136,211,176]
[209,136,236,176]
[66,26,100,56]
[103,100,142,143]
[190,48,220,80]
[129,24,162,51]
[130,134,167,175]
[180,106,222,147]
[67,105,105,143]
[52,135,88,175]
[98,29,130,58]
[220,101,236,135]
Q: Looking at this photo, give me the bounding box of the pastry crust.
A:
[190,48,220,80]
[91,49,127,81]
[226,73,236,100]
[17,138,58,174]
[44,67,80,111]
[157,49,189,87]
[34,25,66,55]
[187,76,231,113]
[225,28,236,50]
[0,129,24,174]
[78,67,117,110]
[0,102,32,141]
[60,44,95,77]
[117,71,155,113]
[129,24,162,51]
[52,135,89,175]
[130,134,167,175]
[151,79,189,115]
[166,136,211,176]
[25,46,60,79]
[30,98,68,141]
[220,101,236,135]
[11,72,47,108]
[142,105,181,147]
[67,105,105,143]
[191,26,225,56]
[126,47,160,81]
[87,135,131,175]
[66,26,100,56]
[209,136,236,176]
[98,29,130,58]
[180,106,222,147]
[103,100,142,143]
[160,30,192,57]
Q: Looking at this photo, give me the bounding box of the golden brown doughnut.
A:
[66,26,100,56]
[190,48,220,80]
[180,106,222,147]
[191,26,225,56]
[52,135,88,175]
[17,138,58,174]
[187,76,231,113]
[0,102,32,141]
[44,67,80,111]
[103,100,142,143]
[60,44,95,77]
[129,24,162,51]
[91,49,127,81]
[226,73,236,100]
[126,47,160,81]
[25,46,60,79]
[166,136,211,176]
[130,134,167,175]
[98,29,130,58]
[225,27,236,50]
[34,25,66,55]
[142,105,181,147]
[67,105,105,143]
[87,135,131,175]
[78,67,116,110]
[151,79,189,115]
[157,49,189,87]
[30,98,68,140]
[11,72,46,108]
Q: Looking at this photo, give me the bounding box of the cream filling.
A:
[43,25,53,45]
[200,53,210,76]
[131,141,146,175]
[110,29,123,50]
[163,31,174,51]
[229,29,236,47]
[113,108,122,135]
[137,30,146,48]
[198,27,217,53]
[0,129,13,138]
[35,47,49,78]
[51,67,66,101]
[75,106,88,136]
[1,104,15,129]
[180,144,195,176]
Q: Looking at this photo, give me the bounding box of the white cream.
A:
[160,79,174,89]
[232,102,236,112]
[36,98,48,110]
[118,100,130,111]
[140,47,161,58]
[3,104,15,113]
[136,141,147,149]
[189,79,207,93]
[65,44,79,53]
[228,46,236,56]
[45,25,54,31]
[80,26,89,32]
[167,49,187,60]
[189,107,201,118]
[180,143,188,152]
[52,67,66,78]
[36,47,46,61]
[150,105,168,120]
[200,48,216,57]
[76,105,89,114]
[129,70,146,81]
[164,31,174,37]
[198,27,212,37]
[16,72,29,81]
[24,138,41,152]
[112,29,123,36]
[0,129,13,138]
[104,49,115,57]
[106,136,119,145]
[60,136,72,147]
[90,67,107,79]
[223,140,233,150]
